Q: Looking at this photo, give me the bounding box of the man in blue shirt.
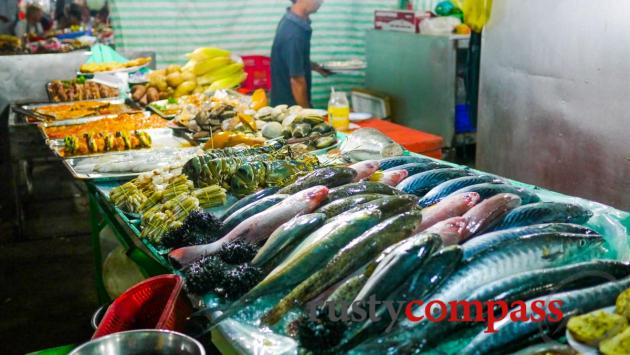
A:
[270,0,330,108]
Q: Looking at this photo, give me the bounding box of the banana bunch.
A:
[183,47,247,93]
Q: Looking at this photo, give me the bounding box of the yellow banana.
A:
[185,47,231,61]
[191,56,233,76]
[208,72,247,91]
[198,63,244,85]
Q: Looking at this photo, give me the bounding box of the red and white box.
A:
[374,10,418,33]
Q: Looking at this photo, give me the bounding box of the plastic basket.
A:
[241,55,272,93]
[92,274,192,339]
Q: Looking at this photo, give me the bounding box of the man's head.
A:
[26,4,43,24]
[292,0,324,15]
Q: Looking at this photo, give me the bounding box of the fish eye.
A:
[579,239,587,247]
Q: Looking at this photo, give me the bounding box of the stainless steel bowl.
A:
[69,330,205,355]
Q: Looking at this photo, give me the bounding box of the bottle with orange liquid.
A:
[328,89,350,131]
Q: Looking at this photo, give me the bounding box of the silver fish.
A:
[340,128,404,162]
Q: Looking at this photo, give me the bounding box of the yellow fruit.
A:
[208,72,247,91]
[174,80,197,97]
[185,47,231,62]
[191,56,233,76]
[166,64,181,74]
[155,79,168,92]
[193,86,206,94]
[198,63,244,86]
[181,71,196,82]
[251,89,268,110]
[166,72,184,88]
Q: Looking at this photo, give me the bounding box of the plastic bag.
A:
[419,16,462,35]
[453,0,493,32]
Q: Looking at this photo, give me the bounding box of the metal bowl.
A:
[69,330,205,355]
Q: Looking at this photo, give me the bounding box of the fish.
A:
[378,156,435,171]
[315,194,386,218]
[384,161,451,176]
[278,167,357,194]
[349,160,380,181]
[251,213,327,270]
[219,187,280,221]
[418,175,500,207]
[462,223,599,261]
[327,181,402,202]
[376,233,606,353]
[460,276,630,355]
[417,192,481,231]
[325,273,369,305]
[372,169,409,186]
[492,202,593,231]
[461,193,522,239]
[352,233,442,305]
[261,211,424,325]
[219,194,288,235]
[340,128,404,162]
[396,168,473,197]
[416,258,630,353]
[340,246,462,351]
[451,182,541,204]
[331,195,419,222]
[210,209,383,327]
[168,186,329,268]
[425,216,469,246]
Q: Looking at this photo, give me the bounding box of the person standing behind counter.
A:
[14,4,44,38]
[270,0,331,108]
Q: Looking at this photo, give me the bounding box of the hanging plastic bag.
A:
[452,0,493,32]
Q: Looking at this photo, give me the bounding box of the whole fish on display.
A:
[339,128,404,162]
[418,175,500,207]
[219,194,288,235]
[367,233,606,353]
[491,202,593,231]
[349,160,380,181]
[384,161,451,176]
[462,223,599,261]
[377,155,435,171]
[460,276,630,355]
[396,168,473,197]
[208,209,383,327]
[326,181,402,202]
[278,167,357,194]
[372,169,408,186]
[168,186,329,267]
[251,213,327,270]
[331,195,419,222]
[417,192,480,231]
[262,211,425,325]
[451,182,541,204]
[220,187,279,221]
[460,193,522,239]
[315,194,386,218]
[425,216,469,246]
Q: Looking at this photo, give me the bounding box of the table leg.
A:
[88,192,110,304]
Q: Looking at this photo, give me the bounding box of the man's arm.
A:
[291,76,310,108]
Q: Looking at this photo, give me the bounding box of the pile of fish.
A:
[149,151,615,354]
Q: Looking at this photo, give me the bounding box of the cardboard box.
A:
[374,10,418,33]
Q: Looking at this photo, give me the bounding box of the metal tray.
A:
[46,80,120,103]
[49,128,193,158]
[146,99,179,120]
[19,98,143,125]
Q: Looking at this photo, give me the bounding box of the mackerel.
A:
[396,168,473,197]
[262,211,424,325]
[418,175,499,207]
[452,182,541,204]
[251,213,326,270]
[330,195,419,223]
[492,202,593,231]
[384,161,451,176]
[461,276,630,355]
[378,156,435,170]
[462,223,599,261]
[373,233,606,353]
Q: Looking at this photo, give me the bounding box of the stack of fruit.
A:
[131,47,246,105]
